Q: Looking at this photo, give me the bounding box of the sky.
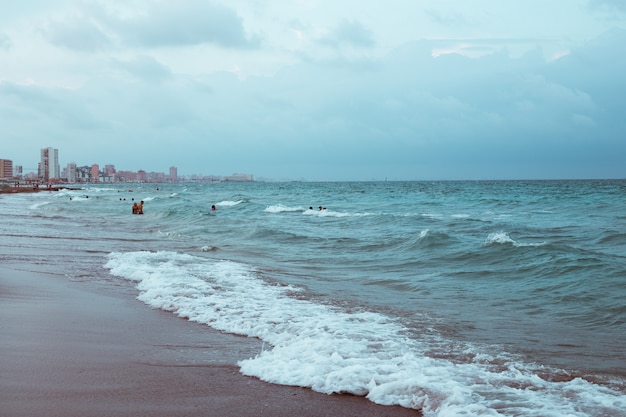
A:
[1,0,625,181]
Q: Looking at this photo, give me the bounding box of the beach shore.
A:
[0,186,79,194]
[0,265,421,417]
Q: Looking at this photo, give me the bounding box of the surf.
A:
[105,250,626,416]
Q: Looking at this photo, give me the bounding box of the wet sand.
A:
[0,266,421,417]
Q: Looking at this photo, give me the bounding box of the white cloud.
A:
[107,0,260,49]
[40,16,110,52]
[37,0,260,52]
[317,19,375,48]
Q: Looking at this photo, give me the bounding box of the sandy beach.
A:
[0,265,421,417]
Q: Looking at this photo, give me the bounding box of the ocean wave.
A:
[217,200,244,207]
[28,201,53,210]
[414,229,454,249]
[244,225,313,244]
[264,205,371,217]
[377,229,453,253]
[421,213,444,219]
[305,209,371,218]
[264,204,304,213]
[597,231,626,245]
[484,232,547,247]
[105,250,626,417]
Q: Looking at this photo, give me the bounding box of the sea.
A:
[1,180,625,416]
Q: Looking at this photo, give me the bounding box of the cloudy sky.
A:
[1,0,625,180]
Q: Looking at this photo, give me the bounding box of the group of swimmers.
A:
[132,201,144,215]
[310,206,327,211]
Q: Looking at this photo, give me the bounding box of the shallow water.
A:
[2,180,625,416]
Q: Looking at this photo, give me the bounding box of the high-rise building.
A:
[169,166,178,182]
[40,147,60,181]
[91,164,100,183]
[76,166,91,182]
[65,162,77,183]
[0,159,13,180]
[104,164,116,175]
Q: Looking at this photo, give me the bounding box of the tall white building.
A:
[39,147,60,181]
[65,162,77,183]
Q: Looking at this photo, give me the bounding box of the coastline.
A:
[0,186,81,194]
[0,265,421,417]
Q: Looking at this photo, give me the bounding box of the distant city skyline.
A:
[1,147,253,183]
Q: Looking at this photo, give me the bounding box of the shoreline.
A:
[0,265,421,417]
[0,186,81,194]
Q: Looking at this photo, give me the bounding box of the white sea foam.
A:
[217,200,244,207]
[485,232,548,247]
[265,205,368,217]
[105,251,626,417]
[264,204,304,213]
[422,213,443,219]
[307,209,369,217]
[485,231,517,245]
[316,209,360,217]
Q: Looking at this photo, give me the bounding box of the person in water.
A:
[211,205,216,211]
[138,201,144,215]
[132,202,138,214]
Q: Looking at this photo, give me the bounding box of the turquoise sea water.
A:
[1,180,625,416]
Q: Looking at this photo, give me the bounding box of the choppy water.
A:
[1,180,625,416]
